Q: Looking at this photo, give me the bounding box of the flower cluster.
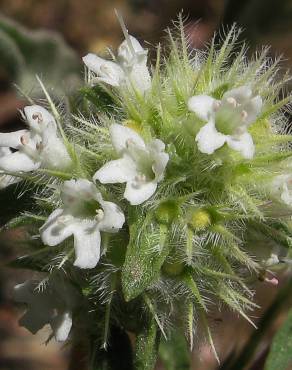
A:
[4,20,292,367]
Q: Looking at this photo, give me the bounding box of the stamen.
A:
[241,110,248,121]
[32,112,43,123]
[20,135,29,145]
[36,142,44,151]
[226,97,237,107]
[126,138,134,147]
[135,174,146,183]
[132,173,147,189]
[213,101,221,111]
[95,209,104,221]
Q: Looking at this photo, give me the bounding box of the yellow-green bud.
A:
[189,209,211,230]
[155,201,180,225]
[124,120,142,133]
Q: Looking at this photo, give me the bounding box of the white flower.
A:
[93,124,169,205]
[14,279,78,341]
[188,86,263,158]
[0,105,71,178]
[272,174,292,206]
[83,35,151,93]
[0,147,21,188]
[40,179,125,269]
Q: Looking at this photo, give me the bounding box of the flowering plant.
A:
[3,15,292,370]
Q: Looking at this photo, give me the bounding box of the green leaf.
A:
[0,28,24,80]
[122,217,170,301]
[265,309,292,370]
[79,85,116,113]
[0,15,81,96]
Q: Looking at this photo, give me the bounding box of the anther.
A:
[226,97,237,107]
[32,112,43,123]
[135,174,146,183]
[20,135,29,145]
[95,209,104,221]
[213,101,222,112]
[126,138,134,147]
[241,110,248,121]
[36,142,44,151]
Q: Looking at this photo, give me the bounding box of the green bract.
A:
[3,17,292,369]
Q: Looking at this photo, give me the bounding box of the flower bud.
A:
[155,201,180,225]
[123,120,141,133]
[189,208,211,230]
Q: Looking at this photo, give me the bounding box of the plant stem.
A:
[134,316,161,370]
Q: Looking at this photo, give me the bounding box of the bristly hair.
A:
[6,15,292,364]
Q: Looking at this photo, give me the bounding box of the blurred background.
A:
[0,0,292,369]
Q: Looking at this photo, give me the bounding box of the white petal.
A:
[40,208,75,246]
[280,182,292,206]
[73,220,101,269]
[51,311,72,342]
[93,156,137,184]
[83,53,105,74]
[223,86,252,104]
[126,62,151,92]
[0,147,12,156]
[226,132,255,159]
[195,121,226,154]
[188,95,216,121]
[40,136,71,170]
[0,130,28,149]
[118,35,147,66]
[0,151,40,172]
[82,54,124,87]
[62,178,93,197]
[109,124,145,153]
[242,96,263,125]
[124,180,157,205]
[24,105,57,133]
[152,152,169,182]
[98,200,125,232]
[148,139,165,152]
[272,175,290,193]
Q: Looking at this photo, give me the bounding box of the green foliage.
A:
[265,309,292,370]
[0,16,81,96]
